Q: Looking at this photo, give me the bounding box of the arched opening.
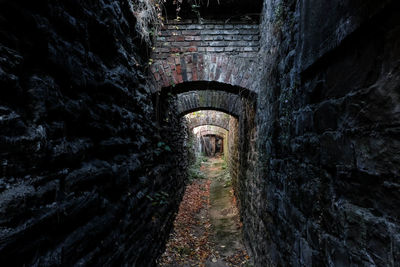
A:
[155,81,257,265]
[157,81,257,101]
[192,125,227,157]
[1,1,399,266]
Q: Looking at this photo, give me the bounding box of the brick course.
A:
[154,22,259,59]
[177,90,242,117]
[185,110,231,130]
[150,21,260,92]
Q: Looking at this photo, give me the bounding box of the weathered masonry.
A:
[192,125,228,157]
[185,110,234,168]
[185,110,230,130]
[0,0,399,266]
[149,21,261,92]
[177,90,242,117]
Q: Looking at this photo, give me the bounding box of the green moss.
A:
[274,2,286,28]
[187,155,208,182]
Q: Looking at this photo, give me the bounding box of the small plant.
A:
[188,167,205,181]
[154,141,172,155]
[274,2,286,28]
[158,141,172,151]
[146,191,170,206]
[129,0,165,44]
[187,155,207,182]
[216,166,231,187]
[191,4,202,23]
[221,160,227,170]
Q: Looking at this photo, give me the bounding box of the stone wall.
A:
[223,131,229,162]
[235,96,258,252]
[228,117,239,196]
[241,0,400,266]
[2,0,399,266]
[0,1,188,265]
[227,94,258,212]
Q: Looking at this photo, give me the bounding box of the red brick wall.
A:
[150,21,261,92]
[153,22,259,59]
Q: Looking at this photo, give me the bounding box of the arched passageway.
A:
[155,77,257,265]
[177,90,242,118]
[155,80,257,191]
[1,1,399,266]
[193,125,227,157]
[186,110,230,131]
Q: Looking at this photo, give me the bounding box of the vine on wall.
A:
[130,0,225,44]
[129,0,166,44]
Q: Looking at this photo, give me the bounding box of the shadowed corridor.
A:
[0,0,399,266]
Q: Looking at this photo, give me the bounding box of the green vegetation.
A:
[217,168,231,187]
[216,158,231,187]
[154,141,172,156]
[129,0,164,44]
[221,160,227,170]
[187,155,208,182]
[274,2,287,29]
[146,191,170,206]
[129,0,207,43]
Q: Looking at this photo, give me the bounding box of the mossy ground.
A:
[159,156,252,267]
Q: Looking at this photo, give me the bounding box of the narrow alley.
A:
[0,0,399,266]
[159,157,250,267]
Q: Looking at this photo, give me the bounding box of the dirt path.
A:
[158,157,251,267]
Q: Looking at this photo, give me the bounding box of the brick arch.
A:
[193,125,228,139]
[150,53,259,93]
[191,123,229,131]
[185,110,232,131]
[198,131,226,138]
[177,90,242,117]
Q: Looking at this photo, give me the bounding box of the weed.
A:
[146,191,170,206]
[274,2,286,28]
[129,0,165,44]
[187,155,208,182]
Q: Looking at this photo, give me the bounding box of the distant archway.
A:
[186,110,231,131]
[193,125,229,157]
[177,90,242,117]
